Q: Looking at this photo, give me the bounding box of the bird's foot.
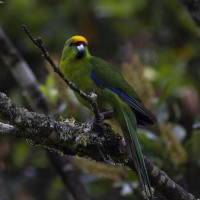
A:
[89,110,113,128]
[91,113,104,131]
[89,110,113,132]
[101,109,114,120]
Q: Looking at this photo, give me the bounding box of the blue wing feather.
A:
[90,72,104,88]
[90,72,157,126]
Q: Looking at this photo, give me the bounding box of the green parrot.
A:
[60,36,157,199]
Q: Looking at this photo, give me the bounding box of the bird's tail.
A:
[122,106,153,200]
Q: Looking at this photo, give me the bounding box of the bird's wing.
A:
[90,56,157,126]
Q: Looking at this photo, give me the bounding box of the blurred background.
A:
[0,0,200,199]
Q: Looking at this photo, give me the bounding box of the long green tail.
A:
[122,107,153,200]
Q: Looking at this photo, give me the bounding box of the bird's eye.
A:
[68,42,72,47]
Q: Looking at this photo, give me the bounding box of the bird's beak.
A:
[77,44,85,59]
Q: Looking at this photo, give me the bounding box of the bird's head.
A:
[62,36,89,61]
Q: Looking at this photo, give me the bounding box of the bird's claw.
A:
[91,113,105,130]
[90,110,114,129]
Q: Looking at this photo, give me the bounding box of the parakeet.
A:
[60,36,157,199]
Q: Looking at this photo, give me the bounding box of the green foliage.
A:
[40,75,59,108]
[94,0,147,17]
[11,141,30,169]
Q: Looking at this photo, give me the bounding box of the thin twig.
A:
[22,24,101,122]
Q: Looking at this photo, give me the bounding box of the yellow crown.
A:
[71,36,88,45]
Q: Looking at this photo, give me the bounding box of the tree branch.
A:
[0,92,125,163]
[0,92,197,200]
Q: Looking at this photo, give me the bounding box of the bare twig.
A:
[22,24,101,123]
[0,92,197,200]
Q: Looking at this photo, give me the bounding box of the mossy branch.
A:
[0,92,197,200]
